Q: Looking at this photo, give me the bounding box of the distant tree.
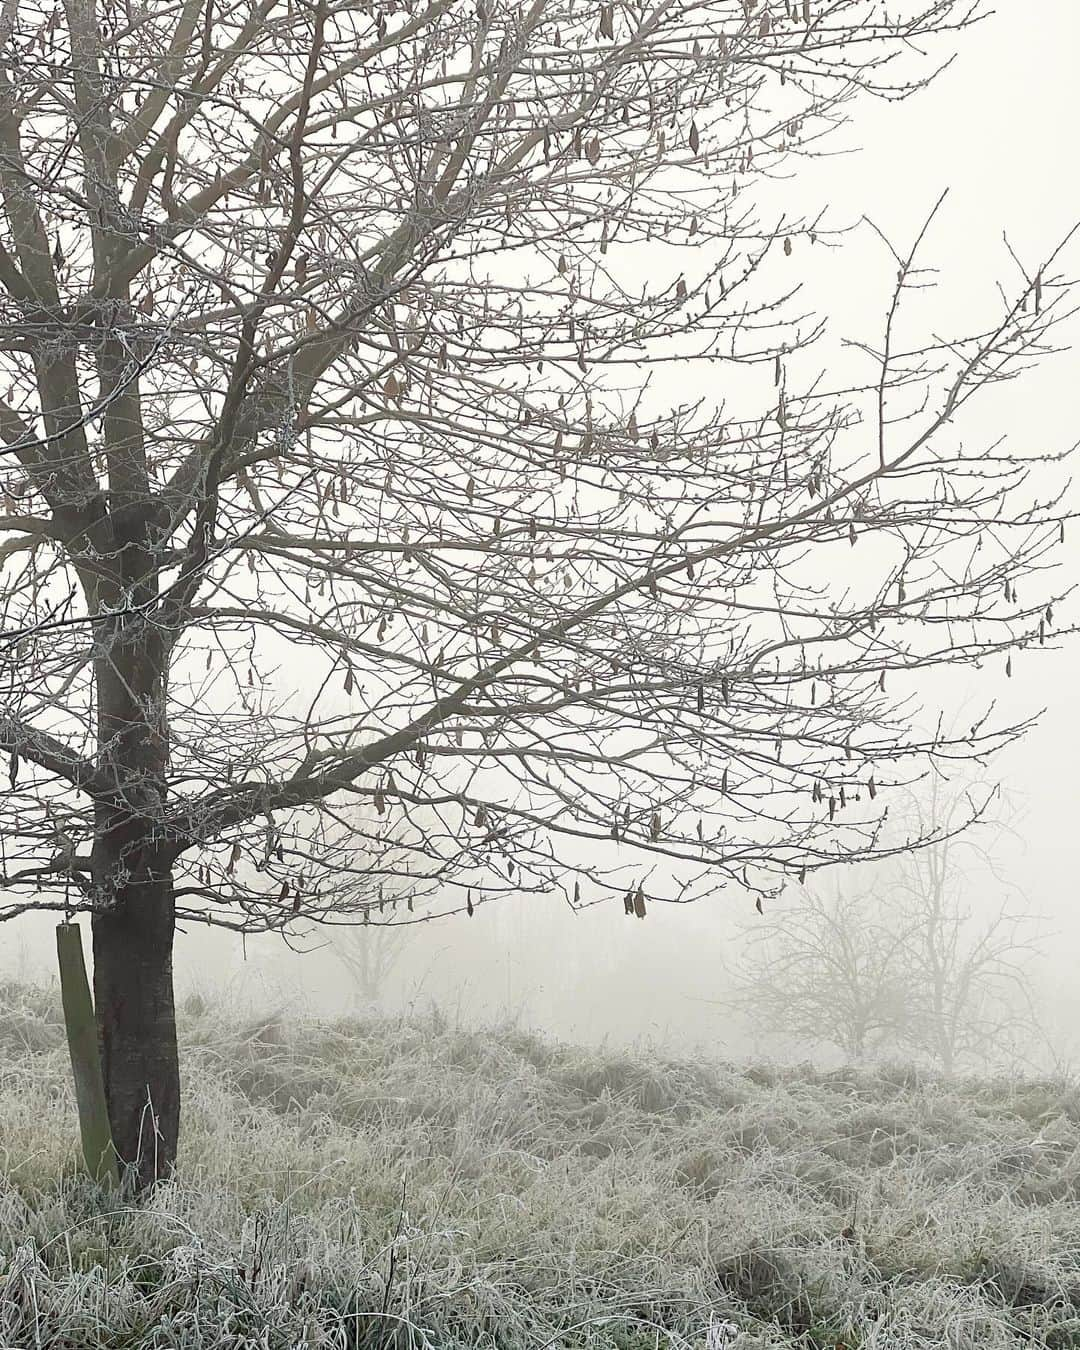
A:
[725,780,1044,1070]
[725,879,913,1062]
[332,918,409,1009]
[0,1,1073,1187]
[890,779,1043,1075]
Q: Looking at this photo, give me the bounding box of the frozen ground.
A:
[3,979,1080,1348]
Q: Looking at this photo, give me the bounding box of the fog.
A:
[5,0,1079,1074]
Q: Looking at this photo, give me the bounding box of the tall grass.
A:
[3,977,1080,1347]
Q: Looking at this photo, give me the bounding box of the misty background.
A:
[4,0,1078,1071]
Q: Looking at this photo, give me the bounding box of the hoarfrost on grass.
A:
[3,980,1080,1347]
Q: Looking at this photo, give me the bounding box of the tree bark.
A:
[91,873,179,1191]
[90,543,178,1189]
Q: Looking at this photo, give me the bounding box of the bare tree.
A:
[331,915,410,1010]
[0,0,1073,1186]
[724,879,914,1062]
[724,782,1045,1070]
[891,778,1043,1075]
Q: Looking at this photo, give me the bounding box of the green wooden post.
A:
[56,923,118,1186]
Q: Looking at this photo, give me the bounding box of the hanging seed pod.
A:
[868,776,876,800]
[373,783,386,814]
[633,886,646,919]
[574,879,580,904]
[466,890,474,917]
[624,889,634,915]
[697,684,705,713]
[689,121,700,154]
[722,767,729,794]
[650,811,661,841]
[1006,653,1012,678]
[755,896,763,914]
[8,748,17,789]
[783,237,792,257]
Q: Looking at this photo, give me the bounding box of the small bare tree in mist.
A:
[724,879,912,1062]
[0,0,1074,1185]
[725,781,1044,1070]
[891,778,1043,1075]
[332,919,409,1010]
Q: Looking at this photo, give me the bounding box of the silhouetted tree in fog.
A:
[891,779,1042,1075]
[725,781,1045,1070]
[0,0,1073,1186]
[725,879,911,1062]
[332,918,409,1009]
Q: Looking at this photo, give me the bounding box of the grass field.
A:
[3,978,1080,1348]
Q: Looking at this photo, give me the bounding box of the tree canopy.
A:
[0,0,1074,1183]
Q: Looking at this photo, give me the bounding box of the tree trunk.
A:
[91,586,178,1191]
[92,872,179,1191]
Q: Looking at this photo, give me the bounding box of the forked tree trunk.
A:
[91,874,180,1192]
